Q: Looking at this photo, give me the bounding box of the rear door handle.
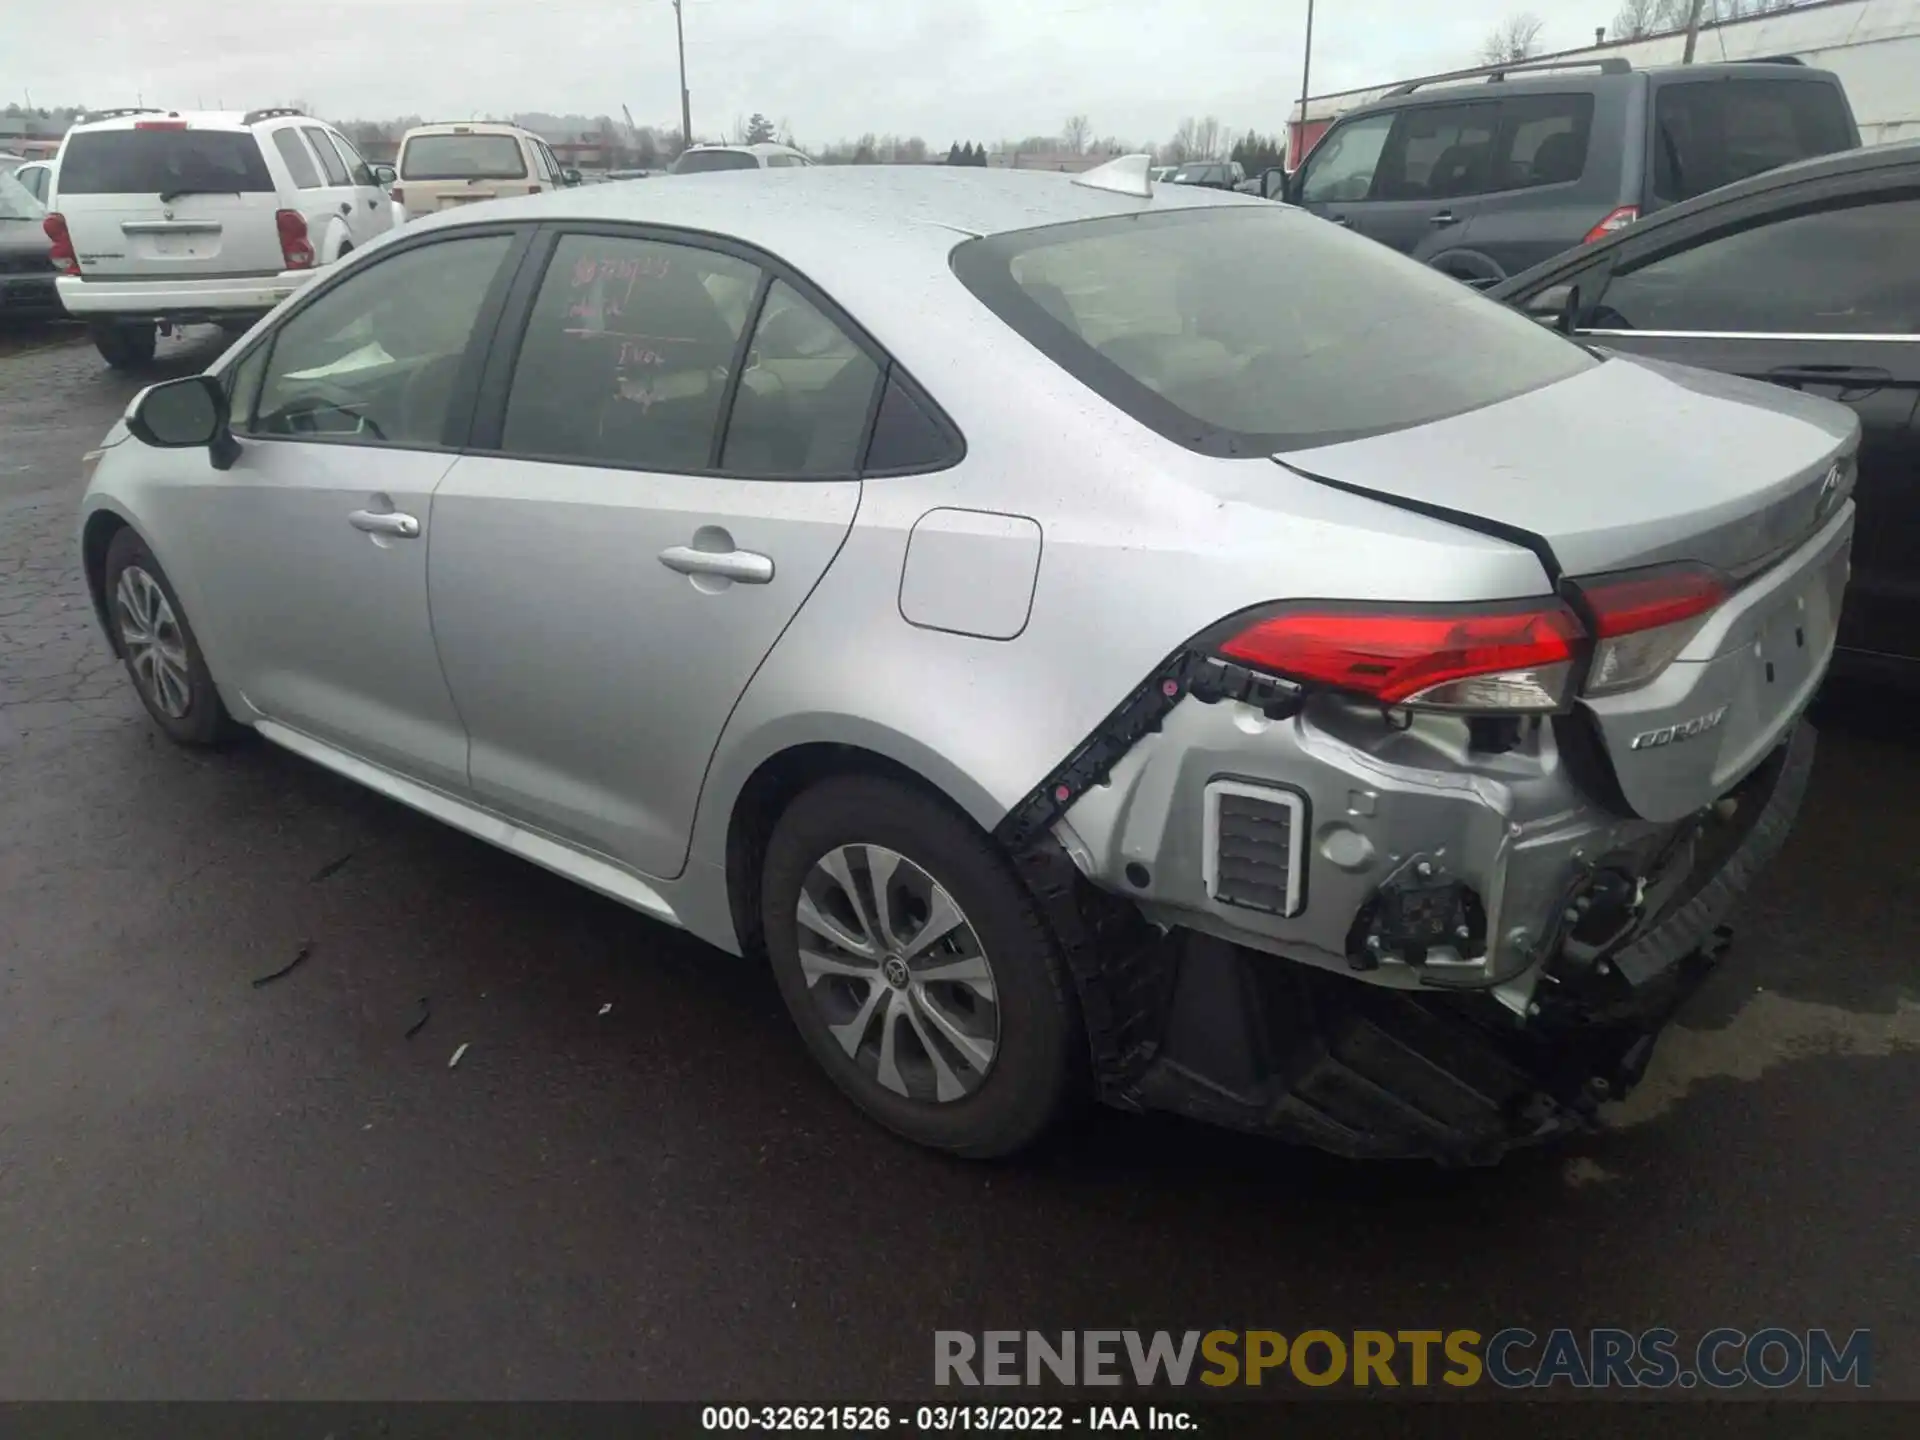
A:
[1429,210,1457,225]
[1767,364,1891,386]
[658,545,774,584]
[348,509,421,538]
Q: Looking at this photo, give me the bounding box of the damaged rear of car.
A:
[953,201,1855,1162]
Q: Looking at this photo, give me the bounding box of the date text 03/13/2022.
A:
[700,1406,1196,1432]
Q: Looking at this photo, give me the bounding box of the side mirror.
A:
[129,374,239,467]
[563,167,583,186]
[370,163,397,187]
[1521,282,1580,334]
[1261,167,1287,200]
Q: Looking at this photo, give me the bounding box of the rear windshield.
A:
[672,149,760,174]
[1653,80,1855,204]
[57,128,274,196]
[400,134,527,180]
[952,207,1596,455]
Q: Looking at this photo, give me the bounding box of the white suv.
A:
[392,122,573,222]
[668,142,813,174]
[47,107,397,369]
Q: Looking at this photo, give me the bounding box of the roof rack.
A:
[1384,55,1630,98]
[1730,54,1805,66]
[79,106,166,124]
[242,107,309,125]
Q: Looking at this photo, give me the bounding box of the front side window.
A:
[1590,196,1920,336]
[1297,111,1396,205]
[721,280,881,475]
[302,127,351,186]
[400,134,528,180]
[251,234,514,445]
[327,131,376,187]
[953,206,1596,455]
[1491,93,1595,192]
[1376,102,1498,201]
[272,129,322,189]
[1652,80,1854,204]
[500,233,759,471]
[56,128,274,196]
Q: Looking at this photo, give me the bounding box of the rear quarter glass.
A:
[951,206,1595,457]
[56,129,274,194]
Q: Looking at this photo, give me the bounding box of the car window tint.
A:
[955,205,1594,455]
[1652,80,1855,204]
[327,131,375,187]
[1376,102,1498,201]
[720,280,881,475]
[1298,112,1395,205]
[863,374,961,472]
[271,129,323,189]
[252,235,513,446]
[1592,196,1920,336]
[501,234,759,471]
[302,126,351,186]
[401,134,528,179]
[1491,93,1594,192]
[56,128,274,195]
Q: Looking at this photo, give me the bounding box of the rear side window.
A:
[1653,80,1855,204]
[57,128,274,195]
[721,280,881,475]
[953,207,1596,456]
[864,374,962,472]
[400,134,528,180]
[302,127,351,186]
[272,130,322,189]
[672,149,760,174]
[1376,102,1498,200]
[1490,93,1595,192]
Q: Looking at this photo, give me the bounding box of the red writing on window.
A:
[570,252,672,289]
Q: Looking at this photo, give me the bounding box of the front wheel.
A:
[89,321,158,370]
[761,775,1082,1157]
[102,527,241,746]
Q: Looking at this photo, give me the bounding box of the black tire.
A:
[90,321,158,370]
[102,527,242,746]
[761,774,1083,1158]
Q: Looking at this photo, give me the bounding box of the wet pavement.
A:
[1,325,1916,1400]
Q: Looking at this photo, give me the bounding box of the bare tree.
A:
[1062,114,1091,154]
[1612,0,1661,38]
[1478,12,1546,65]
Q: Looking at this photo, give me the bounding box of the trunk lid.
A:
[1281,354,1861,820]
[1279,353,1857,581]
[54,125,284,279]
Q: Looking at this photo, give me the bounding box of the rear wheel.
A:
[760,775,1082,1157]
[102,527,240,746]
[89,321,157,370]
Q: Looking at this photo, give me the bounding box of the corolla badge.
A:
[1631,706,1729,751]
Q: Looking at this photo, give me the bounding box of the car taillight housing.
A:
[1213,601,1587,714]
[1583,205,1639,243]
[276,209,314,269]
[1575,564,1726,696]
[43,212,79,275]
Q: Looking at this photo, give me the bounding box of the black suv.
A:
[1278,56,1859,285]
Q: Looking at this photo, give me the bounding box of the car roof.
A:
[1348,59,1834,113]
[66,110,288,133]
[410,161,1261,246]
[1492,137,1920,294]
[403,121,535,138]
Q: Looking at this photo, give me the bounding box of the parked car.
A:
[1150,164,1177,183]
[669,143,813,174]
[79,159,1855,1163]
[393,122,572,222]
[0,170,60,321]
[11,158,53,205]
[1492,138,1919,686]
[1165,159,1245,190]
[47,107,395,368]
[1284,56,1858,286]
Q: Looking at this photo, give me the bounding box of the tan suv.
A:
[393,122,573,221]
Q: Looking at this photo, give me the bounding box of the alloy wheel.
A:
[114,565,192,719]
[795,844,1000,1103]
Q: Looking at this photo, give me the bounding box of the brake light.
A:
[135,119,189,130]
[1577,564,1726,696]
[275,209,314,269]
[43,212,80,275]
[1214,602,1586,713]
[1583,205,1639,243]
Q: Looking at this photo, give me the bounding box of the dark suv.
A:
[1280,56,1859,285]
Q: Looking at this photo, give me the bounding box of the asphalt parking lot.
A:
[1,322,1916,1401]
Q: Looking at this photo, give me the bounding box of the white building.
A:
[1290,0,1920,162]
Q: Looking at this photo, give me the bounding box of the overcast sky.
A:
[7,0,1628,144]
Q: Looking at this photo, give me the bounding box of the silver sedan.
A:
[79,157,1858,1162]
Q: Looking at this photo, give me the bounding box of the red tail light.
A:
[1576,564,1726,695]
[1583,205,1639,243]
[135,119,190,130]
[1214,601,1586,713]
[275,209,315,269]
[43,212,80,275]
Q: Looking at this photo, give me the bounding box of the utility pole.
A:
[1682,0,1708,63]
[673,0,693,147]
[1295,0,1315,169]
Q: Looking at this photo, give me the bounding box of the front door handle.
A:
[348,509,421,538]
[658,544,774,584]
[1429,210,1457,225]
